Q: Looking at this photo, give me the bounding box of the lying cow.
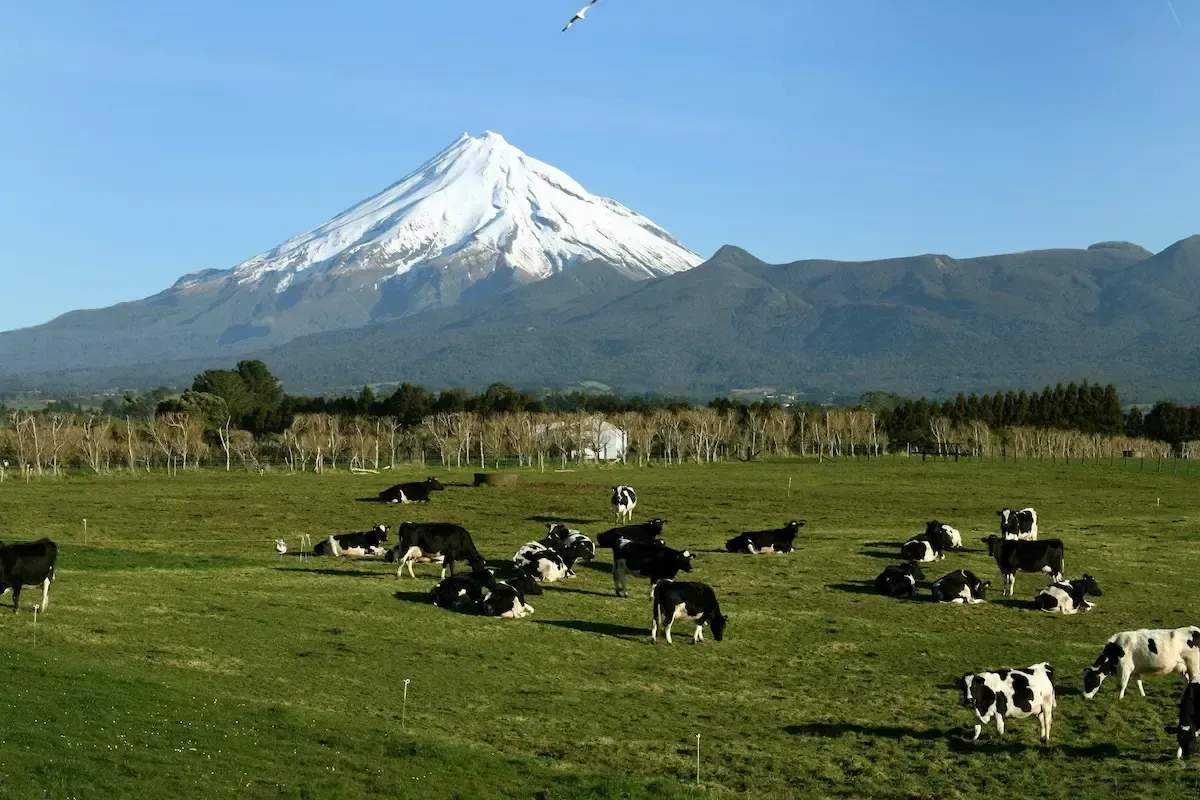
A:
[960,662,1056,743]
[0,538,57,613]
[651,580,728,644]
[981,536,1064,596]
[725,520,806,554]
[313,524,389,557]
[1165,681,1200,760]
[1035,575,1102,614]
[998,507,1038,540]
[900,533,946,563]
[932,569,990,604]
[379,477,445,504]
[875,563,925,598]
[479,579,535,618]
[596,519,666,550]
[1083,627,1200,699]
[924,520,963,549]
[430,572,488,612]
[612,539,693,598]
[539,524,595,569]
[612,485,637,524]
[513,543,572,583]
[387,522,484,579]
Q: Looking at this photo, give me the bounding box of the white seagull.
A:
[563,0,599,32]
[275,539,288,557]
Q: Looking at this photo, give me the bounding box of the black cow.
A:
[1166,681,1200,760]
[931,569,990,604]
[875,563,925,598]
[387,522,484,579]
[725,520,807,554]
[430,572,488,612]
[596,519,666,550]
[379,477,446,504]
[0,538,57,613]
[982,536,1064,596]
[651,580,728,644]
[612,539,693,598]
[484,561,543,597]
[312,524,389,557]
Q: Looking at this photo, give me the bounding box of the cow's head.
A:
[997,509,1020,536]
[787,520,807,532]
[980,535,1001,557]
[1083,642,1124,698]
[924,520,944,535]
[972,578,992,601]
[709,612,729,642]
[649,518,667,531]
[1188,627,1200,651]
[425,477,445,491]
[959,673,978,708]
[906,562,926,581]
[1079,574,1103,597]
[1166,723,1197,760]
[677,550,695,573]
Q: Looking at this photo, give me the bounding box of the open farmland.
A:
[1,459,1199,799]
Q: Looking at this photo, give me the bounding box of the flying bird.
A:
[276,539,288,556]
[563,0,599,32]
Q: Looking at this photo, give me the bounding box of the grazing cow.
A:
[998,507,1038,540]
[313,525,389,557]
[1035,575,1103,614]
[596,519,666,550]
[479,578,535,618]
[900,536,945,564]
[875,563,925,598]
[651,580,728,644]
[611,485,637,524]
[960,663,1056,743]
[379,477,446,504]
[0,538,57,613]
[1165,681,1200,760]
[387,522,484,579]
[1082,627,1200,699]
[932,569,991,604]
[981,536,1064,596]
[612,539,693,598]
[512,543,572,583]
[430,572,488,612]
[725,520,807,554]
[925,520,963,549]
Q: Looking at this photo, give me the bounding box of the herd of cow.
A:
[2,477,1197,760]
[873,505,1200,758]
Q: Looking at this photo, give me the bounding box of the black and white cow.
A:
[875,563,925,598]
[1082,627,1200,699]
[483,561,543,596]
[386,522,485,579]
[981,536,1064,596]
[313,524,389,557]
[539,524,595,569]
[479,578,536,618]
[960,663,1056,743]
[1165,681,1200,760]
[596,519,666,550]
[900,534,946,564]
[0,538,57,613]
[430,572,489,612]
[1035,575,1102,614]
[612,539,693,598]
[611,485,637,524]
[924,520,963,549]
[932,569,990,604]
[725,520,807,554]
[998,507,1038,540]
[651,580,728,644]
[513,543,572,583]
[379,477,446,504]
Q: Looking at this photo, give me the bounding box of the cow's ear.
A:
[996,510,1003,516]
[1167,724,1181,734]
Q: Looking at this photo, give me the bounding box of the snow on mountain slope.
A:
[178,131,702,292]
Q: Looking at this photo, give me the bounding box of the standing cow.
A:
[651,580,727,644]
[981,536,1064,596]
[0,538,57,613]
[998,508,1038,540]
[611,485,637,524]
[1165,681,1200,760]
[1083,627,1200,699]
[960,663,1056,744]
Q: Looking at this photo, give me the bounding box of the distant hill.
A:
[8,236,1200,401]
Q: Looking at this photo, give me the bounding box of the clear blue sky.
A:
[2,0,1197,332]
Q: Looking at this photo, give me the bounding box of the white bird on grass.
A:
[275,539,288,556]
[563,0,599,32]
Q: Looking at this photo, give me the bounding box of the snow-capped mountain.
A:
[176,131,701,294]
[0,132,702,375]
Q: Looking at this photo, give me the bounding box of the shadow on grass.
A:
[393,591,432,604]
[863,541,904,548]
[785,723,1120,758]
[582,560,613,574]
[354,497,383,503]
[526,516,602,525]
[543,585,613,598]
[858,550,900,560]
[992,597,1037,610]
[275,566,387,579]
[537,620,645,640]
[786,723,948,741]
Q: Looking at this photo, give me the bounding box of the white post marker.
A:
[403,679,411,728]
[84,518,88,546]
[788,477,792,498]
[696,734,701,787]
[33,604,39,645]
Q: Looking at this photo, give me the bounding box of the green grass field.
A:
[1,458,1199,799]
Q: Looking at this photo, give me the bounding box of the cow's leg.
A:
[1004,573,1015,597]
[995,715,1005,738]
[1117,670,1131,699]
[40,577,49,611]
[664,618,674,644]
[1136,679,1146,697]
[694,625,703,643]
[1043,704,1052,744]
[651,603,660,643]
[11,585,20,613]
[613,561,625,598]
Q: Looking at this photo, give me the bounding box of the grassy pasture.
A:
[0,458,1199,799]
